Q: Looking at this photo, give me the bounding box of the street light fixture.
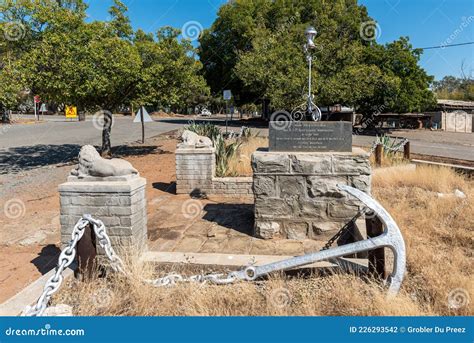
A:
[304,26,317,50]
[304,26,321,121]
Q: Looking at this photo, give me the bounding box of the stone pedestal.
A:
[176,147,215,195]
[252,148,371,240]
[176,146,253,196]
[59,175,148,255]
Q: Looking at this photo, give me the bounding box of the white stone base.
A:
[176,146,252,196]
[59,176,148,255]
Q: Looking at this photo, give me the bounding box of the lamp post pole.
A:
[307,52,313,115]
[304,26,321,122]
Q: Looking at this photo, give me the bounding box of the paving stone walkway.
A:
[147,194,328,256]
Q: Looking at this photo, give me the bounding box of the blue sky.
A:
[85,0,474,81]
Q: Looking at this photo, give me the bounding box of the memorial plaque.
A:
[269,121,352,152]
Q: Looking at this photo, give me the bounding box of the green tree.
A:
[132,26,209,112]
[3,1,141,155]
[200,0,436,115]
[1,0,208,153]
[109,0,133,39]
[0,0,88,121]
[433,75,474,101]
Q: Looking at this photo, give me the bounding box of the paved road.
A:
[0,117,185,174]
[352,134,474,162]
[1,116,184,148]
[1,116,473,175]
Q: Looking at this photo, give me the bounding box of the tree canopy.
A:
[1,0,449,120]
[433,75,474,101]
[0,0,209,114]
[199,0,437,114]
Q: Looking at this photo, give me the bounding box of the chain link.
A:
[23,218,89,316]
[24,208,370,316]
[321,208,368,251]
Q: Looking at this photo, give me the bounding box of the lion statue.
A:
[70,145,138,178]
[178,130,213,148]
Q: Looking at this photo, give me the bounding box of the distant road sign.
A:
[65,105,77,118]
[133,106,153,123]
[39,103,47,112]
[223,90,232,101]
[34,95,41,103]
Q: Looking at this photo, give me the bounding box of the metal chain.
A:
[82,215,127,274]
[24,206,372,316]
[84,215,238,287]
[23,218,90,316]
[321,208,368,251]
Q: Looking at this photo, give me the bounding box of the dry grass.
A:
[54,165,473,316]
[372,165,473,316]
[369,151,408,168]
[228,137,268,176]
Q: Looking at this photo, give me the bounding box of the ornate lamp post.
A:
[304,26,322,121]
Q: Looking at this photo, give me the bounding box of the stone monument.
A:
[252,24,371,241]
[253,122,371,240]
[59,145,148,255]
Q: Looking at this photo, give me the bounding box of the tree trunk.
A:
[101,110,113,157]
[2,109,10,124]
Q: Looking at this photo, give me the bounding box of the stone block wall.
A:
[252,148,371,240]
[176,147,252,196]
[59,176,148,255]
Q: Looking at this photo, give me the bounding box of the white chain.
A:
[24,215,242,316]
[22,218,90,316]
[83,215,240,287]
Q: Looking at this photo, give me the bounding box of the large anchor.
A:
[230,185,407,295]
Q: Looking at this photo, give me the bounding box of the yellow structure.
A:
[65,106,77,119]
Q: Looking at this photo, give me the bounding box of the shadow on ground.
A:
[0,144,165,174]
[31,245,61,275]
[203,203,254,236]
[0,144,81,174]
[111,145,170,157]
[152,182,176,194]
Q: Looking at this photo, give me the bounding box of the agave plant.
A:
[214,134,241,177]
[240,126,259,140]
[185,121,221,141]
[375,134,407,157]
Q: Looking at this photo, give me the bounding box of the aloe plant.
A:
[214,134,241,177]
[185,121,221,141]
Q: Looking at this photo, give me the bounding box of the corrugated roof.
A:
[437,99,474,108]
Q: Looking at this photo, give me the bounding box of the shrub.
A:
[184,121,242,177]
[185,121,221,141]
[214,135,241,177]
